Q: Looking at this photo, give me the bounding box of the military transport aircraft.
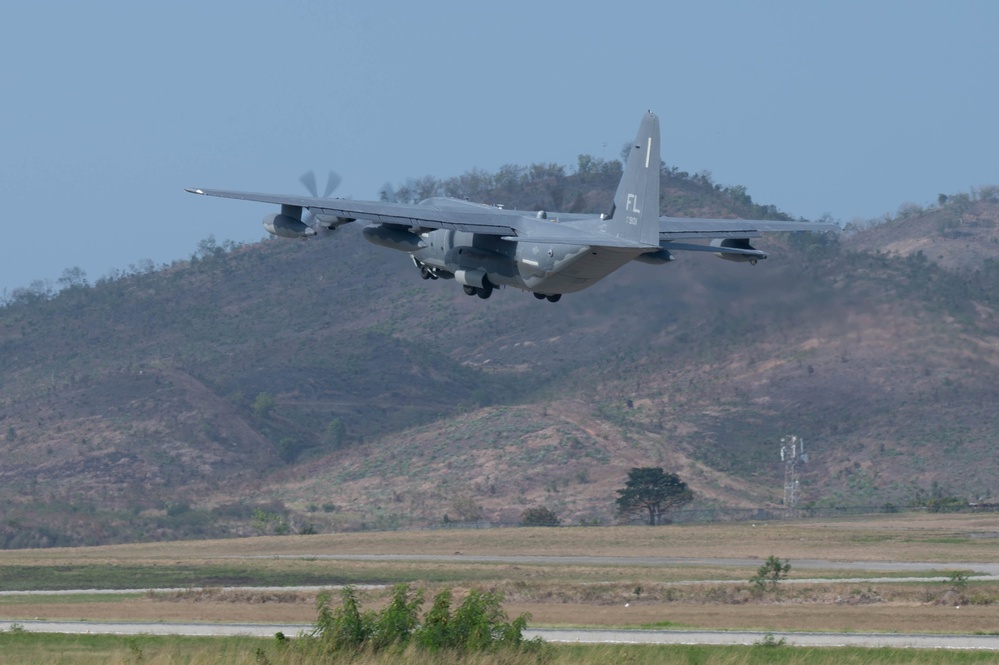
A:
[186,112,835,302]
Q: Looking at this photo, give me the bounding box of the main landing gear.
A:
[414,259,560,302]
[462,282,494,299]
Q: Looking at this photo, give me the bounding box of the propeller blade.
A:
[297,171,339,237]
[299,171,318,198]
[323,171,342,198]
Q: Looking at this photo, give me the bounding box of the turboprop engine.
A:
[263,213,316,239]
[262,204,315,239]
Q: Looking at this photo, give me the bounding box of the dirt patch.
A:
[3,513,999,563]
[150,588,311,604]
[507,601,999,634]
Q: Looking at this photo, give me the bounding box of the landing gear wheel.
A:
[533,292,546,300]
[546,294,562,303]
[477,281,493,299]
[420,267,431,280]
[463,285,477,296]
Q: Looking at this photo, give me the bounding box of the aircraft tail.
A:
[607,112,661,246]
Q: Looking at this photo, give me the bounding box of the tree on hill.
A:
[615,467,693,526]
[448,495,484,523]
[520,506,561,526]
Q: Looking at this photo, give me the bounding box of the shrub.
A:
[755,632,786,647]
[948,571,971,593]
[311,586,372,652]
[750,555,791,592]
[371,583,423,650]
[307,584,543,656]
[520,506,561,526]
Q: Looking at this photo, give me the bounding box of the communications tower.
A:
[780,435,806,508]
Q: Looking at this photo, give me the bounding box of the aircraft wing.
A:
[659,216,838,240]
[186,188,521,236]
[186,188,659,247]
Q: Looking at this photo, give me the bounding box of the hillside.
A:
[2,161,999,546]
[253,239,999,528]
[844,187,999,271]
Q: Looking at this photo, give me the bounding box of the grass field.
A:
[1,512,998,656]
[4,583,999,634]
[4,512,997,564]
[3,632,999,665]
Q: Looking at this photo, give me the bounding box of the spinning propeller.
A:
[298,170,343,236]
[299,170,341,199]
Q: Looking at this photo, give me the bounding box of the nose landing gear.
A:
[413,258,441,280]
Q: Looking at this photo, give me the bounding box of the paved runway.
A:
[3,620,999,650]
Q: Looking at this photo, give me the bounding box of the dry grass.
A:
[12,634,999,665]
[6,597,999,634]
[508,602,999,634]
[4,580,998,635]
[2,512,999,636]
[2,513,997,565]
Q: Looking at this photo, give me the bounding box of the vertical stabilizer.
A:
[608,112,660,245]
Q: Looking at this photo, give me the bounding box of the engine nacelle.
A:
[710,238,767,263]
[362,224,425,251]
[263,213,316,239]
[315,214,355,231]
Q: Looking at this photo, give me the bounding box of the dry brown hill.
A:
[2,165,999,545]
[844,189,999,271]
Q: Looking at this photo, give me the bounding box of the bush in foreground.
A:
[303,584,545,658]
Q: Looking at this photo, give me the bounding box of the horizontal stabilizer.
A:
[502,235,657,249]
[660,216,838,240]
[663,241,767,258]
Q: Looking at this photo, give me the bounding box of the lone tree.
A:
[750,555,792,592]
[615,467,693,525]
[520,506,561,527]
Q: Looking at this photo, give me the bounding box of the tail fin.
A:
[607,112,660,246]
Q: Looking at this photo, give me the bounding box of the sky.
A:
[2,0,997,293]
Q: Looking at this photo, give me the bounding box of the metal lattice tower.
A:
[780,435,806,508]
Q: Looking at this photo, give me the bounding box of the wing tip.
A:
[185,188,205,195]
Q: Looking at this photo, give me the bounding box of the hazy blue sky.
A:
[2,1,997,292]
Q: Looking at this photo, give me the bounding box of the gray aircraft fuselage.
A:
[361,198,643,294]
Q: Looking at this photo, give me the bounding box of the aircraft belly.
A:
[528,248,638,293]
[416,231,640,294]
[429,230,527,289]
